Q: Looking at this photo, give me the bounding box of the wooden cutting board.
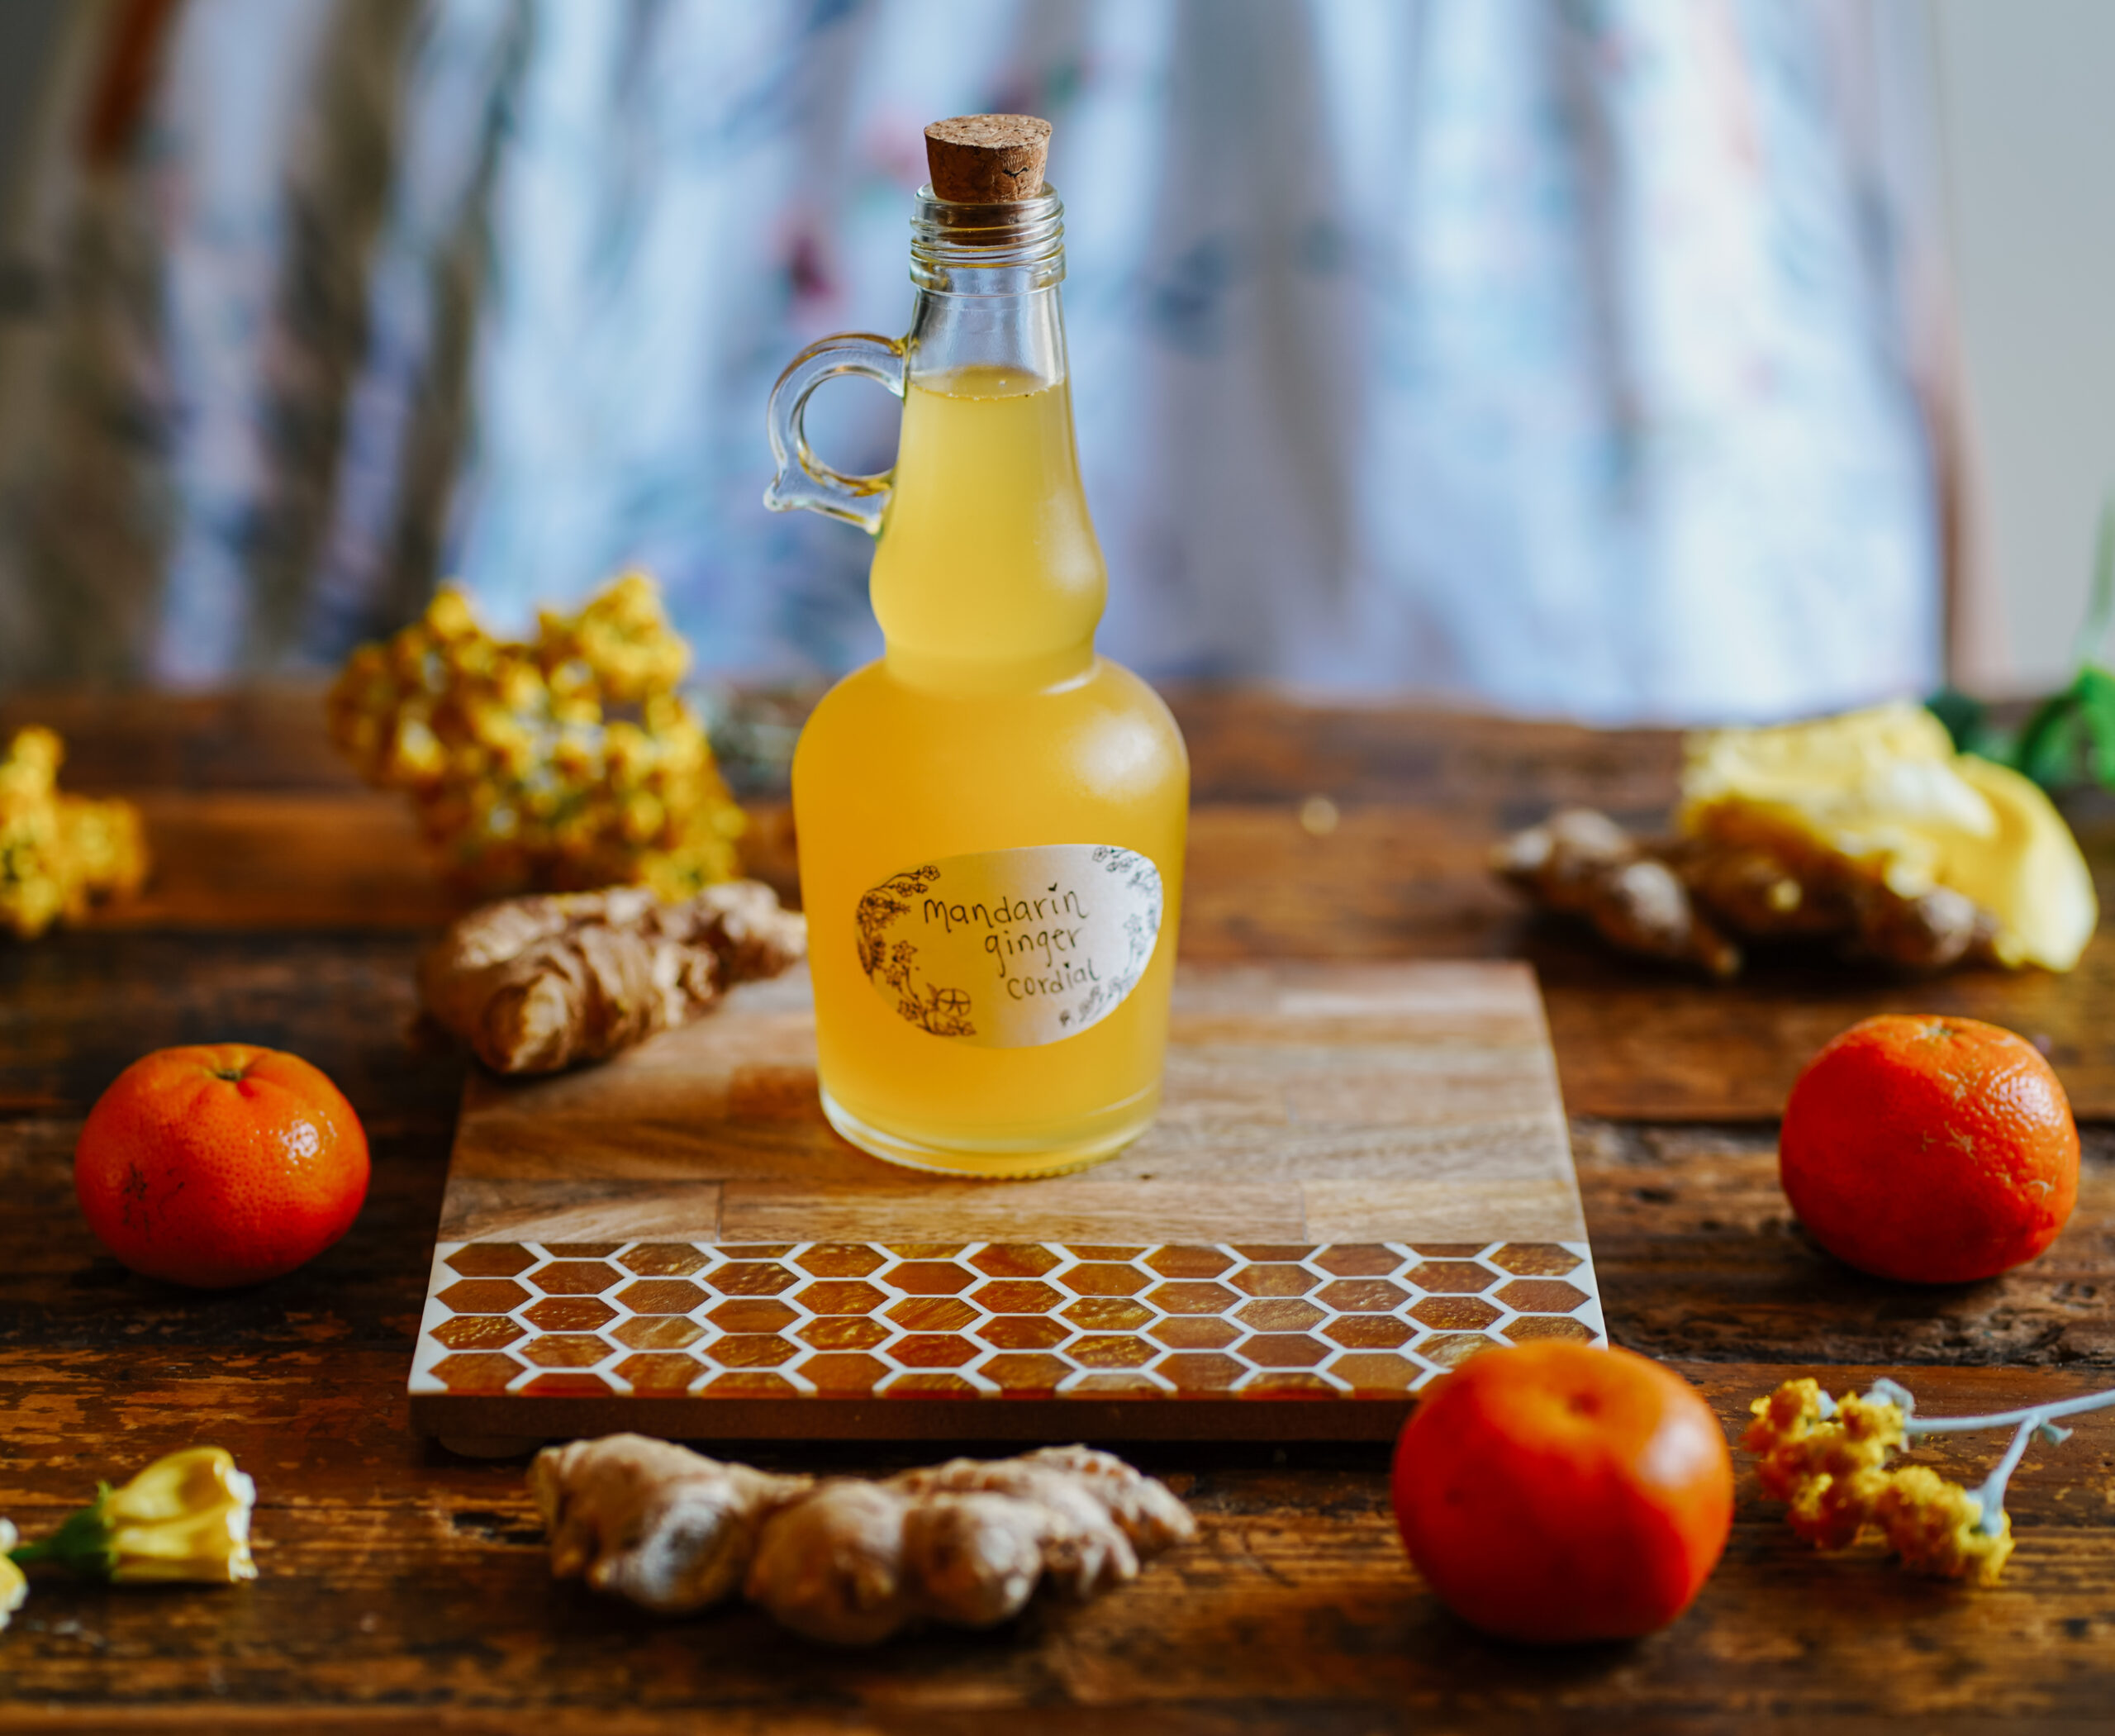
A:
[409,959,1602,1445]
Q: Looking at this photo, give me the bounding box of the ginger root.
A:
[1494,808,1739,977]
[530,1434,1196,1645]
[420,881,806,1073]
[1495,806,1999,977]
[0,727,149,939]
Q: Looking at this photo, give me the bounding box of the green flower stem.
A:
[5,1491,116,1578]
[1856,1379,2115,1538]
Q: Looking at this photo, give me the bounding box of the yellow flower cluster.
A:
[326,573,744,897]
[1742,1379,2013,1584]
[0,726,150,939]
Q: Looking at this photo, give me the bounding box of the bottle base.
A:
[819,1082,1158,1180]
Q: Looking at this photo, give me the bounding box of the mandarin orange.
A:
[75,1044,369,1288]
[1390,1341,1732,1643]
[1780,1015,2076,1284]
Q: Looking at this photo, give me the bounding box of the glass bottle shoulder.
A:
[793,654,1188,801]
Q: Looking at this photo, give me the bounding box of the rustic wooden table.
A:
[5,688,2115,1734]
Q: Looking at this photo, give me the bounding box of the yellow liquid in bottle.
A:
[792,366,1188,1177]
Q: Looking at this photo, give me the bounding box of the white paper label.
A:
[854,844,1164,1048]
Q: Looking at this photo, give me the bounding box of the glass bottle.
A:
[765,117,1188,1179]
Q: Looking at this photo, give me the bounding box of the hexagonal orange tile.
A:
[702,1371,801,1396]
[1490,1244,1583,1277]
[1068,1372,1164,1396]
[969,1244,1062,1278]
[891,1334,980,1369]
[1235,1297,1325,1332]
[1161,1352,1247,1392]
[526,1261,623,1296]
[1404,1260,1497,1294]
[797,1316,892,1351]
[1331,1352,1424,1392]
[1057,1263,1153,1298]
[524,1296,617,1332]
[796,1279,887,1315]
[619,1278,709,1315]
[982,1352,1071,1391]
[716,1244,796,1258]
[1502,1315,1598,1345]
[1148,1316,1241,1350]
[1229,1264,1319,1298]
[613,1315,706,1351]
[883,1243,967,1259]
[882,1372,980,1397]
[706,1334,801,1368]
[1233,1244,1315,1262]
[1069,1334,1156,1369]
[1144,1246,1234,1279]
[1238,1371,1334,1397]
[1409,1295,1502,1332]
[619,1244,711,1277]
[431,1352,522,1392]
[444,1244,535,1277]
[1147,1280,1239,1315]
[970,1279,1064,1314]
[887,1261,977,1296]
[799,1352,889,1393]
[1494,1278,1590,1315]
[432,1315,525,1351]
[795,1244,887,1278]
[435,1277,530,1315]
[977,1315,1071,1350]
[887,1296,979,1333]
[543,1242,622,1258]
[1418,1332,1497,1370]
[1067,1245,1148,1261]
[1315,1278,1411,1314]
[1322,1315,1415,1350]
[1242,1333,1331,1368]
[523,1334,611,1368]
[706,1297,798,1334]
[1312,1245,1404,1277]
[1062,1296,1154,1331]
[1411,1243,1489,1258]
[617,1353,703,1393]
[707,1262,800,1296]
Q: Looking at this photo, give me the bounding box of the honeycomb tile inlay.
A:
[414,1240,1604,1402]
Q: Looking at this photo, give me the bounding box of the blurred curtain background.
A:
[0,0,1951,722]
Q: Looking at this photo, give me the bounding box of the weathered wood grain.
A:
[18,678,2115,1123]
[7,690,2115,1731]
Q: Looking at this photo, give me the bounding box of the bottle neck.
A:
[904,186,1067,392]
[872,186,1105,694]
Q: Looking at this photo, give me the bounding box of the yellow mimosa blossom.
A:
[326,573,744,897]
[1743,1379,2017,1583]
[1875,1465,2013,1586]
[0,726,150,939]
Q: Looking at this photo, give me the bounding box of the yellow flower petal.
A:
[104,1448,258,1585]
[0,1521,26,1630]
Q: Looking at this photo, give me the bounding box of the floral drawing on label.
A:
[853,844,1164,1049]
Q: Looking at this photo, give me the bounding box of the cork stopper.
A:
[923,114,1052,203]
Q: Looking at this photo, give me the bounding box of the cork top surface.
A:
[924,113,1052,203]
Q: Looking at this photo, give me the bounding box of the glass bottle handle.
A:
[763,332,906,536]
